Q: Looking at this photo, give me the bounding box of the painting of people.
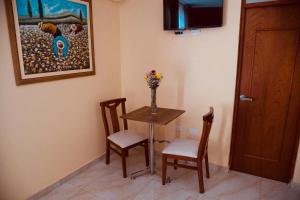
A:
[5,0,95,85]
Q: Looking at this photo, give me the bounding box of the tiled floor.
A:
[38,149,300,200]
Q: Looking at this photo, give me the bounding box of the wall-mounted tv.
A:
[164,0,224,30]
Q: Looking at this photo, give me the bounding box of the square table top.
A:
[121,106,185,125]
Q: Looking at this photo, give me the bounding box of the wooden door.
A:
[230,1,300,182]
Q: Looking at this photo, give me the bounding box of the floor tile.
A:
[37,149,300,200]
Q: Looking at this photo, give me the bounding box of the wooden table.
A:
[121,106,185,175]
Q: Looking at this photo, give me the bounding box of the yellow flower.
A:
[144,76,148,80]
[155,73,161,79]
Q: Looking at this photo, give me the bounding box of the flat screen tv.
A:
[164,0,224,30]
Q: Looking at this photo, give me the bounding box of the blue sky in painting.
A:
[16,0,87,17]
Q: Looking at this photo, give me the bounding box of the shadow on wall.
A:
[155,64,186,150]
[210,103,232,165]
[175,65,186,138]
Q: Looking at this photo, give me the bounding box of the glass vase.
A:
[151,87,158,114]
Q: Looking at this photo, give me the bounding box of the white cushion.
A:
[162,139,199,158]
[107,130,148,148]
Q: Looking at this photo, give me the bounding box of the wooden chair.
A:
[161,107,214,193]
[100,98,149,178]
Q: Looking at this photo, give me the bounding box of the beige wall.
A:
[119,0,300,184]
[0,0,121,199]
[294,148,300,184]
[120,0,241,166]
[1,1,300,199]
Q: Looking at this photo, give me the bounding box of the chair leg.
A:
[125,149,129,157]
[144,141,149,167]
[121,150,127,178]
[162,155,167,185]
[197,161,205,193]
[205,153,210,178]
[106,141,110,165]
[174,159,178,170]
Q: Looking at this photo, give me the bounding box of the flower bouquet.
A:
[144,70,163,114]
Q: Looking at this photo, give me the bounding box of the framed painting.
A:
[5,0,95,85]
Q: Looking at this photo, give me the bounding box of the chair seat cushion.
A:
[107,130,148,148]
[162,139,199,158]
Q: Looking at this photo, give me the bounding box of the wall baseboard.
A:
[27,153,105,200]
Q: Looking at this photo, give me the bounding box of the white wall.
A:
[0,0,121,199]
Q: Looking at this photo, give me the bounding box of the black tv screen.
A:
[164,0,223,30]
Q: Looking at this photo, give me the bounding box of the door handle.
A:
[240,95,254,102]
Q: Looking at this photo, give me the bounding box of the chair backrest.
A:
[197,107,214,160]
[100,98,128,137]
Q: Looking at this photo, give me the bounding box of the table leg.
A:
[130,122,171,182]
[149,122,155,174]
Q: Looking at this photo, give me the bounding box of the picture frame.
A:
[5,0,95,85]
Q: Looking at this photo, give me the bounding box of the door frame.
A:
[229,0,300,182]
